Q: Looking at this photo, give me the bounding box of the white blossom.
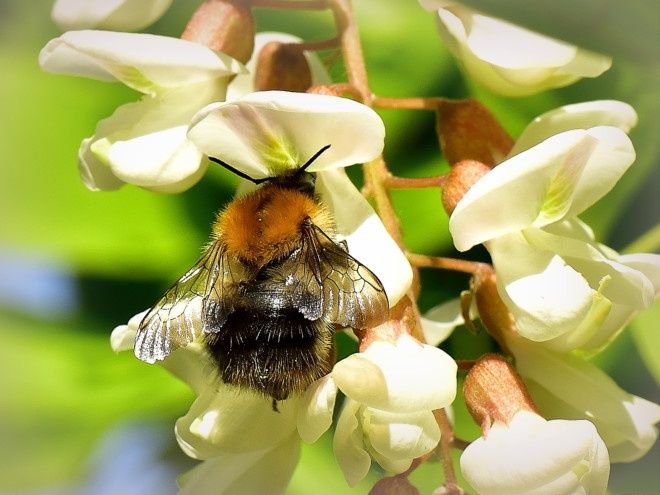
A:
[52,0,172,32]
[506,332,660,463]
[39,30,244,192]
[450,101,660,350]
[420,297,468,346]
[332,334,457,485]
[419,1,611,96]
[460,410,610,495]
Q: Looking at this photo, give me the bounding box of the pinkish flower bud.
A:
[254,41,313,93]
[436,99,513,166]
[441,159,490,215]
[463,354,538,434]
[181,0,255,64]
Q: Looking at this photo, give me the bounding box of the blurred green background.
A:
[0,0,658,493]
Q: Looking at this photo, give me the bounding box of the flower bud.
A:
[181,0,255,64]
[254,41,313,93]
[463,353,537,432]
[370,476,420,495]
[436,99,513,166]
[471,269,513,351]
[441,159,490,215]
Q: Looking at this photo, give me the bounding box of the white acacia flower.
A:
[419,1,611,96]
[450,100,660,351]
[177,432,300,495]
[39,30,244,192]
[331,334,457,485]
[460,410,610,495]
[420,297,471,346]
[506,332,660,463]
[52,0,172,32]
[188,90,413,306]
[111,312,337,494]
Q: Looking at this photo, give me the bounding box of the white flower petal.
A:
[617,253,660,298]
[110,310,145,351]
[175,385,298,458]
[450,125,635,250]
[188,91,385,179]
[333,399,372,486]
[87,82,225,191]
[296,375,337,443]
[316,169,412,306]
[434,5,610,97]
[488,232,609,342]
[562,126,636,219]
[227,32,331,101]
[52,0,172,32]
[510,335,660,463]
[39,31,243,93]
[421,297,464,346]
[332,334,457,413]
[523,228,654,310]
[364,409,440,465]
[511,101,638,156]
[450,130,591,250]
[79,137,125,191]
[179,433,300,495]
[460,411,609,495]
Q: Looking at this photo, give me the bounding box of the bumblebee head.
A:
[272,169,316,196]
[208,144,331,194]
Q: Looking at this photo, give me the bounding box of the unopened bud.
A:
[441,159,490,215]
[463,354,538,434]
[472,269,514,351]
[254,41,312,92]
[436,99,513,167]
[181,0,254,63]
[370,476,420,495]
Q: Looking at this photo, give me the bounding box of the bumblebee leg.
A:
[271,398,280,413]
[338,240,348,252]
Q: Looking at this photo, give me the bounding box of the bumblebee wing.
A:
[308,224,389,328]
[270,222,389,328]
[135,241,229,363]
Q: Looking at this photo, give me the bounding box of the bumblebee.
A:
[134,145,389,403]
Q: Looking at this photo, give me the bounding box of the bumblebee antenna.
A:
[208,156,270,184]
[300,144,331,172]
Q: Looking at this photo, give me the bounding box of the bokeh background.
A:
[0,0,658,493]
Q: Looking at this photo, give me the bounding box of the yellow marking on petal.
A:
[90,137,112,165]
[535,136,597,226]
[572,459,591,481]
[224,105,300,175]
[105,63,160,95]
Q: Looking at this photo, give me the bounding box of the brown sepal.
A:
[254,41,312,92]
[436,99,513,167]
[181,0,255,63]
[441,159,491,215]
[463,353,538,435]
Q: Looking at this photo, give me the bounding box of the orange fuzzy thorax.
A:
[215,185,333,268]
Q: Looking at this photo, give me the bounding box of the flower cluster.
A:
[40,1,659,494]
